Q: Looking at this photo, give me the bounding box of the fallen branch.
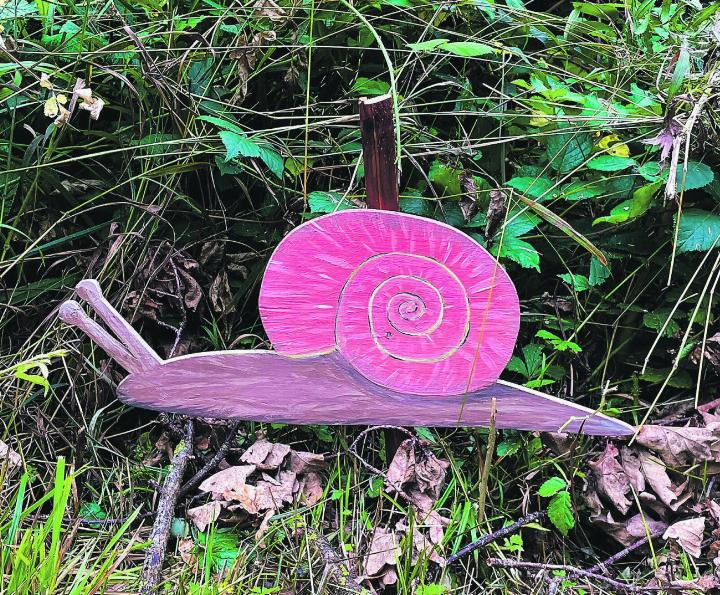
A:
[445,510,547,565]
[486,557,664,593]
[140,419,194,594]
[178,420,241,498]
[547,530,665,594]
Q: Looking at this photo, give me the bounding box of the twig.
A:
[547,530,664,594]
[140,420,194,594]
[178,420,241,498]
[587,529,665,575]
[486,557,664,593]
[446,510,547,565]
[477,398,497,523]
[348,425,414,478]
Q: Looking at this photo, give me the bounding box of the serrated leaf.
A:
[676,209,720,253]
[428,160,462,197]
[219,131,261,161]
[507,176,555,200]
[492,236,540,271]
[399,195,431,215]
[440,41,497,57]
[407,39,448,51]
[0,0,38,20]
[308,191,355,213]
[548,491,575,535]
[561,179,606,201]
[197,115,244,134]
[589,256,611,286]
[587,155,636,172]
[352,77,390,96]
[676,161,714,191]
[257,146,284,179]
[538,477,566,497]
[545,131,592,173]
[593,181,662,225]
[643,310,681,337]
[558,273,589,291]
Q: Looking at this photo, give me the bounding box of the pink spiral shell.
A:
[258,210,520,396]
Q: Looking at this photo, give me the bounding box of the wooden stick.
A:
[140,420,194,594]
[360,94,402,460]
[359,94,399,212]
[486,557,663,593]
[446,510,546,565]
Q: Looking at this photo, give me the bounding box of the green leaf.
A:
[257,146,284,179]
[428,160,462,197]
[668,46,690,99]
[638,161,666,182]
[558,273,589,291]
[538,477,566,497]
[493,236,540,271]
[588,257,611,287]
[676,209,720,253]
[440,41,497,57]
[587,155,636,172]
[407,39,448,51]
[548,491,575,536]
[675,161,714,191]
[546,131,592,173]
[536,329,582,353]
[643,310,681,337]
[593,181,662,225]
[507,176,555,200]
[561,179,606,201]
[504,209,541,237]
[352,77,390,96]
[415,585,448,595]
[308,191,355,213]
[0,0,38,20]
[197,115,244,134]
[219,131,261,161]
[399,195,431,216]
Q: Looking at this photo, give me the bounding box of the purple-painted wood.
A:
[115,351,633,436]
[57,209,636,437]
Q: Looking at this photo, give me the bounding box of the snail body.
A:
[58,210,634,436]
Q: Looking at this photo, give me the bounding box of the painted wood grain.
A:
[258,209,520,396]
[116,351,634,436]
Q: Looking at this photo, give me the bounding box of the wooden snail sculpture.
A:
[58,209,634,436]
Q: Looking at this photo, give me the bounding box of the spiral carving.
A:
[259,210,520,396]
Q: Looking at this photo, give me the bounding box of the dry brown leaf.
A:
[591,510,668,546]
[198,465,256,500]
[385,439,448,508]
[253,0,285,20]
[298,471,324,506]
[240,439,290,470]
[209,271,234,315]
[663,517,705,558]
[364,527,399,577]
[637,424,720,467]
[187,501,223,532]
[287,450,325,474]
[589,442,632,514]
[620,445,646,492]
[639,451,684,510]
[178,537,196,567]
[0,439,21,468]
